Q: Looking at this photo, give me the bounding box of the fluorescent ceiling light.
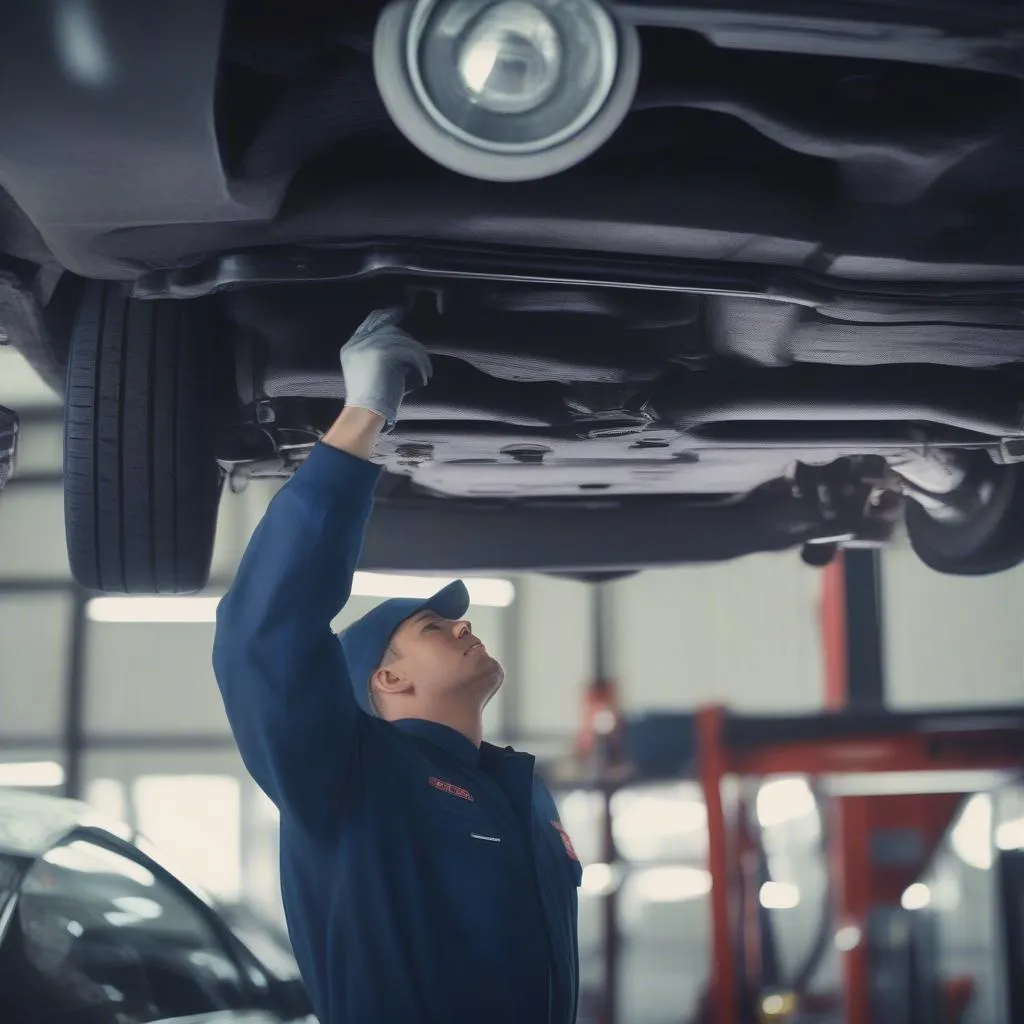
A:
[996,816,1024,851]
[756,777,817,828]
[580,862,619,897]
[900,883,931,911]
[351,572,515,607]
[87,596,221,624]
[86,574,514,623]
[950,793,993,871]
[0,760,65,787]
[828,769,1007,797]
[632,865,712,904]
[759,881,800,910]
[612,787,707,860]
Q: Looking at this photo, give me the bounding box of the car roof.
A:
[0,787,130,859]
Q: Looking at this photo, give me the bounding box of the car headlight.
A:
[374,0,640,181]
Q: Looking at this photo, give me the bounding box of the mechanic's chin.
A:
[479,657,505,705]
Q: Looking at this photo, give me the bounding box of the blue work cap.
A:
[338,579,470,715]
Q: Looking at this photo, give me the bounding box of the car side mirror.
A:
[0,405,17,492]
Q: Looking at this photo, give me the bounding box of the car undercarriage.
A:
[4,0,1024,589]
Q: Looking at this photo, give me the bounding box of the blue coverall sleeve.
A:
[213,442,382,836]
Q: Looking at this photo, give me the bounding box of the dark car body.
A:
[0,788,313,1024]
[5,1,1024,590]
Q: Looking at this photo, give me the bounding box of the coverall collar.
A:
[392,718,482,766]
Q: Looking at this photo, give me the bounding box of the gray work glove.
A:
[339,307,432,427]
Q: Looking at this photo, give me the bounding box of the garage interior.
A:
[2,343,1023,1024]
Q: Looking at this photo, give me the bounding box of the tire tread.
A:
[64,283,220,594]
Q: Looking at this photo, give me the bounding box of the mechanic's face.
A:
[372,609,503,716]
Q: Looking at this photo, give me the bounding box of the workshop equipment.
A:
[696,704,1024,1024]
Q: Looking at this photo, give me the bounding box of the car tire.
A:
[64,281,223,593]
[904,459,1024,576]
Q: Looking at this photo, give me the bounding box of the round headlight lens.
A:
[408,0,618,154]
[456,2,563,115]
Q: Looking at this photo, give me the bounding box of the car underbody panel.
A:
[213,269,1024,500]
[5,0,1024,575]
[2,0,1024,281]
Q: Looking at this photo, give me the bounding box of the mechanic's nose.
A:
[454,619,472,639]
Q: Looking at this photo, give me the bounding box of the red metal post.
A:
[578,583,624,1024]
[819,550,872,1024]
[697,705,738,1024]
[820,556,848,712]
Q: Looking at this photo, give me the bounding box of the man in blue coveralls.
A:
[213,310,582,1024]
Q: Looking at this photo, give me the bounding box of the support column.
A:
[62,585,89,799]
[592,582,621,1024]
[842,549,885,707]
[820,550,885,1024]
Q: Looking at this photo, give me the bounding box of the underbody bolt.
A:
[395,443,434,462]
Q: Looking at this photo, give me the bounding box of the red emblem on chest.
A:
[428,776,475,802]
[551,820,580,862]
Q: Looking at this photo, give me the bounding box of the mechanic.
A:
[213,309,581,1024]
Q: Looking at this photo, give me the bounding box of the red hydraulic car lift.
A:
[696,702,1024,1023]
[697,549,1024,1024]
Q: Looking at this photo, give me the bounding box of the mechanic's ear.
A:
[371,665,413,698]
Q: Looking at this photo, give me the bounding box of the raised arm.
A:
[213,310,431,837]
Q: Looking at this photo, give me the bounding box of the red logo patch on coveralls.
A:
[428,776,474,802]
[551,820,579,861]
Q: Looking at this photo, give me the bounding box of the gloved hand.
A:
[339,308,432,426]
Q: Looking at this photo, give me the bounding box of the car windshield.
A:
[218,902,302,982]
[0,831,261,1024]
